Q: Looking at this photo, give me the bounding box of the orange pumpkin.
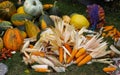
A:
[3,28,23,51]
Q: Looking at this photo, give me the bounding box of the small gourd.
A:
[17,6,25,14]
[39,11,54,29]
[3,28,23,51]
[0,1,16,20]
[20,30,27,39]
[48,1,61,17]
[0,21,13,37]
[0,21,13,31]
[11,13,33,26]
[23,0,43,16]
[25,20,40,38]
[17,25,26,31]
[70,13,90,29]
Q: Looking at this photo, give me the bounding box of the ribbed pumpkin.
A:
[0,1,16,20]
[11,13,33,26]
[25,20,40,38]
[3,28,23,51]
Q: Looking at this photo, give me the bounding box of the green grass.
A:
[1,0,120,75]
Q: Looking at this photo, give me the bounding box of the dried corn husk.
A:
[46,55,64,67]
[20,19,114,73]
[110,45,120,55]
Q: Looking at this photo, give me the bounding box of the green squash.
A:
[0,21,13,31]
[11,13,33,26]
[17,25,26,31]
[39,13,54,30]
[0,1,16,20]
[0,21,13,37]
[25,20,40,38]
[36,31,42,41]
[48,1,61,17]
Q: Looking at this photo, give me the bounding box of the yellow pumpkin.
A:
[70,13,90,30]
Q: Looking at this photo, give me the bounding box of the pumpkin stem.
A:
[53,1,57,7]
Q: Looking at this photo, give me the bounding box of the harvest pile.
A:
[0,0,120,74]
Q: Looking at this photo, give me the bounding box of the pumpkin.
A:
[23,0,43,16]
[48,1,61,16]
[0,1,16,20]
[25,20,40,38]
[39,13,54,29]
[3,28,23,51]
[11,13,33,26]
[70,13,90,30]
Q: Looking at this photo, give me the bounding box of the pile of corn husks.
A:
[20,15,120,73]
